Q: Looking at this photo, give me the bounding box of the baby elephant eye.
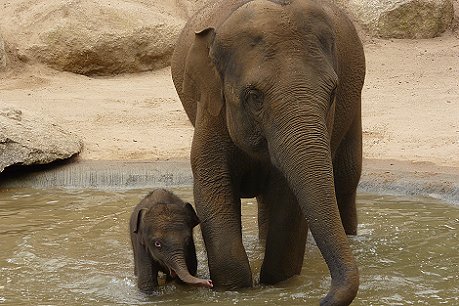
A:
[154,240,162,248]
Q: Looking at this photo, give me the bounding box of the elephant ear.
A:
[182,27,224,117]
[133,208,148,234]
[184,203,200,228]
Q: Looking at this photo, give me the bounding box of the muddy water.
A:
[0,188,458,305]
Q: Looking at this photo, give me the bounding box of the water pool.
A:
[0,188,458,305]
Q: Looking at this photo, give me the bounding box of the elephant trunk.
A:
[268,109,358,305]
[167,252,213,288]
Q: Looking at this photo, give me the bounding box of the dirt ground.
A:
[1,32,458,169]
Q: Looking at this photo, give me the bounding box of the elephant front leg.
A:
[184,240,198,277]
[134,244,159,293]
[193,177,252,289]
[259,171,308,284]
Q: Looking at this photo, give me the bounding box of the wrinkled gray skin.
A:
[130,189,213,293]
[171,0,365,305]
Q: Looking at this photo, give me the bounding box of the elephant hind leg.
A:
[336,191,358,235]
[256,195,270,242]
[333,117,362,236]
[259,171,308,284]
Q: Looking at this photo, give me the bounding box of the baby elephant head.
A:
[130,189,213,293]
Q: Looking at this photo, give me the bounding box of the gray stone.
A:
[0,106,83,173]
[346,0,454,38]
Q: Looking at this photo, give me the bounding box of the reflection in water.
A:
[0,188,458,305]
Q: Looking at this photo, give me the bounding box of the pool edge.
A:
[1,158,458,204]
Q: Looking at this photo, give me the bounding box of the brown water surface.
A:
[0,188,458,305]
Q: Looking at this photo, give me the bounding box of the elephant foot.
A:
[211,275,252,291]
[138,286,156,295]
[209,263,253,290]
[320,274,359,306]
[137,276,159,295]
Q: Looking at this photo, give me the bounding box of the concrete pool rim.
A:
[1,158,458,205]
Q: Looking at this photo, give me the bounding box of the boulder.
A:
[0,0,186,75]
[346,0,454,38]
[0,34,6,70]
[0,106,83,173]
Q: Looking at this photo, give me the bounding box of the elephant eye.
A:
[242,86,264,107]
[154,240,162,248]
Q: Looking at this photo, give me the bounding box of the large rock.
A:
[0,107,83,173]
[0,34,6,70]
[346,0,454,38]
[0,0,187,75]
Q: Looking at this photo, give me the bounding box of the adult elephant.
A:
[171,0,365,305]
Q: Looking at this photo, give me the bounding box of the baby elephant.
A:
[130,188,213,293]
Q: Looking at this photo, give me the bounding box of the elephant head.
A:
[130,189,213,292]
[177,0,365,305]
[183,1,343,166]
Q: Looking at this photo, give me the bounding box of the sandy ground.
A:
[1,32,458,169]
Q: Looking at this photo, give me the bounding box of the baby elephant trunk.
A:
[176,269,213,288]
[170,256,213,288]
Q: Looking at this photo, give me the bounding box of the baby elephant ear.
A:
[182,27,224,117]
[185,203,200,228]
[133,208,148,234]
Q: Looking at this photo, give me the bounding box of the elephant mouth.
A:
[169,268,177,278]
[159,261,177,279]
